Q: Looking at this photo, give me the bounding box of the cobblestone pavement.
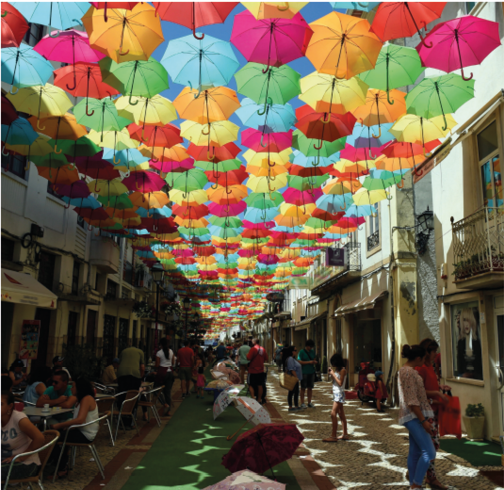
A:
[266,368,503,490]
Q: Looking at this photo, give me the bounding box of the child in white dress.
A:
[323,353,349,442]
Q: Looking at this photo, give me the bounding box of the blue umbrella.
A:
[344,204,376,218]
[136,206,173,218]
[1,44,54,92]
[315,193,354,213]
[61,195,101,209]
[243,207,279,223]
[345,122,394,152]
[162,34,239,94]
[102,148,149,168]
[235,98,296,134]
[271,225,303,233]
[330,2,379,12]
[290,149,340,168]
[11,2,90,36]
[1,118,38,146]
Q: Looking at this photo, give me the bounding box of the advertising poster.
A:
[19,320,40,360]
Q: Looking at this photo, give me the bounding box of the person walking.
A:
[284,346,302,412]
[246,338,268,404]
[195,352,206,399]
[398,344,436,490]
[215,342,227,362]
[297,339,317,408]
[416,339,450,490]
[154,338,175,416]
[177,340,194,398]
[117,345,146,423]
[323,353,349,442]
[238,341,251,384]
[274,344,284,372]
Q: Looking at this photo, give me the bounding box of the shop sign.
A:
[19,320,40,360]
[326,247,346,266]
[266,292,284,302]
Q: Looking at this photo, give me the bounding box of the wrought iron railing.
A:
[451,207,504,280]
[367,230,380,252]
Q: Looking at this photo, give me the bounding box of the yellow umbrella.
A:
[333,158,376,175]
[87,179,128,196]
[6,84,72,128]
[243,148,291,167]
[306,12,382,79]
[173,216,209,228]
[115,95,177,131]
[169,189,208,206]
[279,202,316,216]
[352,188,388,205]
[82,3,164,63]
[180,120,239,147]
[247,174,288,193]
[87,129,138,151]
[173,87,240,125]
[207,184,248,204]
[274,213,309,227]
[323,176,362,195]
[246,163,289,177]
[5,134,53,156]
[242,2,307,19]
[300,72,369,113]
[390,114,457,146]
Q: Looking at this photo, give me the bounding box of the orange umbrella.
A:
[173,87,240,126]
[82,3,164,63]
[28,114,87,153]
[352,89,406,137]
[207,185,248,205]
[38,165,80,185]
[104,208,139,219]
[274,214,309,227]
[130,191,170,209]
[139,144,190,162]
[306,11,382,79]
[323,176,362,195]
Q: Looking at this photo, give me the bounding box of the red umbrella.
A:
[128,123,182,149]
[370,2,446,47]
[417,15,502,81]
[289,164,331,177]
[171,203,209,219]
[1,94,18,125]
[90,2,138,22]
[187,142,241,163]
[122,170,166,193]
[241,129,293,153]
[222,422,304,475]
[76,161,119,181]
[53,63,119,100]
[1,3,29,48]
[205,167,248,186]
[153,2,238,39]
[74,206,109,221]
[295,106,356,148]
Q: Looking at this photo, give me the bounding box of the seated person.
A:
[36,371,76,424]
[51,357,71,381]
[374,370,388,413]
[48,378,99,479]
[1,391,45,482]
[363,373,376,397]
[23,367,52,406]
[8,360,27,390]
[102,358,119,385]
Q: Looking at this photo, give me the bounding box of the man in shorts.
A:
[298,339,317,408]
[246,338,268,404]
[177,340,194,398]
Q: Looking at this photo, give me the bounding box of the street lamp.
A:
[416,206,435,255]
[151,262,164,353]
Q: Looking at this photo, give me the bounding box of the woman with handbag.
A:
[283,346,303,412]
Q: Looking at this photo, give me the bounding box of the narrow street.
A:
[47,366,503,490]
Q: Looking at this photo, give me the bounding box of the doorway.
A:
[354,319,382,370]
[33,308,52,368]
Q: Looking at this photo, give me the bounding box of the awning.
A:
[295,312,327,331]
[1,269,58,309]
[334,290,388,317]
[274,311,291,319]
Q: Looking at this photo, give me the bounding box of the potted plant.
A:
[463,403,485,440]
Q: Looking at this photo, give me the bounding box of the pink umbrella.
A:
[55,180,91,199]
[208,201,247,217]
[341,144,375,163]
[257,254,279,265]
[150,158,194,174]
[417,15,501,81]
[122,171,166,193]
[238,249,257,258]
[283,188,322,206]
[241,129,293,153]
[231,11,313,71]
[242,221,275,230]
[171,249,194,257]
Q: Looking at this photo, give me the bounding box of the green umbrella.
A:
[194,158,242,172]
[97,194,134,210]
[208,216,243,228]
[179,226,211,236]
[49,136,101,158]
[292,129,346,157]
[244,191,284,208]
[31,152,68,169]
[235,62,300,113]
[170,168,208,193]
[305,217,336,229]
[287,174,328,191]
[74,98,130,141]
[405,74,475,131]
[363,174,402,191]
[359,44,424,105]
[99,57,169,104]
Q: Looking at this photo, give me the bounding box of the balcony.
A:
[90,235,120,274]
[310,242,361,294]
[133,269,153,290]
[451,207,504,289]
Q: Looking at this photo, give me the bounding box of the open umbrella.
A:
[29,114,87,153]
[390,114,456,149]
[417,15,502,81]
[241,129,292,153]
[90,2,138,22]
[1,3,29,48]
[222,423,304,475]
[1,117,38,146]
[235,98,295,135]
[180,120,239,148]
[243,2,307,20]
[306,11,382,79]
[231,11,313,72]
[82,3,164,62]
[203,469,285,490]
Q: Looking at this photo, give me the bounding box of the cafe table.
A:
[23,406,73,431]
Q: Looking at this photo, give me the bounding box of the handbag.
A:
[438,395,462,439]
[279,372,298,391]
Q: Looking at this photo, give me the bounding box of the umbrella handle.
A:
[321,112,331,124]
[193,27,204,40]
[414,166,423,177]
[153,224,158,232]
[386,90,395,105]
[372,126,382,139]
[357,2,369,7]
[119,48,130,56]
[103,4,108,22]
[64,201,71,209]
[36,119,46,131]
[141,127,149,141]
[269,174,276,182]
[85,103,95,117]
[420,20,429,34]
[72,18,83,26]
[313,140,323,150]
[87,225,93,232]
[1,10,7,17]
[9,85,19,95]
[1,145,9,157]
[207,148,215,160]
[277,2,290,10]
[129,93,139,106]
[113,155,121,164]
[94,182,101,193]
[210,183,219,190]
[124,170,130,178]
[460,66,473,81]
[441,112,448,132]
[259,133,268,148]
[340,200,346,211]
[136,181,141,190]
[53,144,62,154]
[386,191,393,201]
[151,156,159,163]
[226,188,233,195]
[201,124,210,136]
[397,178,404,189]
[48,27,60,38]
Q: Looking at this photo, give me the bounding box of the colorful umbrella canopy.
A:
[243,2,307,20]
[1,3,29,49]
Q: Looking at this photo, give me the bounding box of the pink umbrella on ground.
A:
[231,11,313,71]
[203,470,286,490]
[122,171,166,193]
[241,129,293,153]
[417,15,502,81]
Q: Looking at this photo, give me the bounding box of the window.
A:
[465,2,476,14]
[118,318,129,353]
[366,204,380,252]
[23,23,44,47]
[2,238,15,262]
[47,182,63,200]
[38,252,56,290]
[106,279,117,298]
[1,152,28,180]
[451,301,483,380]
[103,314,116,361]
[477,121,502,210]
[67,311,78,346]
[71,261,80,295]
